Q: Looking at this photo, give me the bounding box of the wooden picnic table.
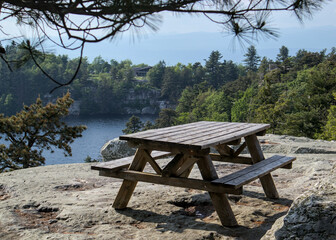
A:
[92,121,296,226]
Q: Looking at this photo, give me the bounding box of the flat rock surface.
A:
[0,134,335,240]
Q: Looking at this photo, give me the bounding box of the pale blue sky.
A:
[78,0,336,65]
[5,1,336,65]
[158,1,336,34]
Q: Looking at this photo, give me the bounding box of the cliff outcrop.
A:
[0,135,335,239]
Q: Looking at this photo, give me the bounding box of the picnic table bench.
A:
[92,121,296,226]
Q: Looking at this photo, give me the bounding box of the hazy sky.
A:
[158,1,336,34]
[3,1,336,65]
[84,0,336,65]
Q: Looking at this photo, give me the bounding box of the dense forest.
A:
[1,42,336,140]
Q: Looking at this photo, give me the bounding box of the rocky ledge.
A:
[0,134,335,240]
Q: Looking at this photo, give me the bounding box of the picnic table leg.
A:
[197,155,238,227]
[245,134,279,199]
[112,148,148,209]
[179,163,194,178]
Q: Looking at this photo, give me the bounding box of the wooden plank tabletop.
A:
[120,121,270,150]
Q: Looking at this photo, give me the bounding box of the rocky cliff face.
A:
[70,88,173,116]
[123,88,175,115]
[262,164,336,240]
[123,88,162,115]
[0,134,335,239]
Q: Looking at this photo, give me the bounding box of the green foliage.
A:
[155,109,178,128]
[201,91,230,122]
[122,118,154,135]
[231,87,255,122]
[0,93,87,172]
[172,47,336,140]
[250,59,336,137]
[147,61,165,88]
[161,67,180,102]
[188,90,214,121]
[176,86,196,114]
[243,46,260,72]
[2,41,336,140]
[84,155,99,163]
[277,46,289,62]
[205,51,224,88]
[0,44,242,116]
[89,56,111,74]
[176,89,230,123]
[122,115,144,134]
[294,49,325,70]
[143,120,154,131]
[160,63,203,103]
[258,57,270,76]
[204,51,239,89]
[318,93,336,140]
[0,43,151,116]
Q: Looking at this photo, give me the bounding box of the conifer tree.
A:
[122,115,144,134]
[277,46,289,62]
[155,109,177,128]
[0,93,86,172]
[243,46,261,72]
[205,51,224,88]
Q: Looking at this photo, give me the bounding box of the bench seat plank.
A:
[212,155,296,189]
[91,151,172,171]
[209,153,292,169]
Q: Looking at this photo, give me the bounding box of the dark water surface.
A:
[1,115,156,166]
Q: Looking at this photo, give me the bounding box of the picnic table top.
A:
[120,121,270,150]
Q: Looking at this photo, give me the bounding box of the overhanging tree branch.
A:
[23,39,85,93]
[0,0,326,89]
[1,0,325,46]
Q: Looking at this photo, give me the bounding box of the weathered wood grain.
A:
[127,140,203,152]
[192,124,270,149]
[210,154,253,164]
[99,169,242,194]
[112,149,148,209]
[212,155,296,188]
[156,123,253,146]
[91,150,171,172]
[162,153,186,177]
[226,138,242,145]
[142,149,162,175]
[120,121,270,150]
[145,122,238,142]
[225,156,295,187]
[245,134,279,199]
[209,153,292,169]
[233,142,247,157]
[175,156,199,177]
[197,155,238,226]
[215,144,235,156]
[93,121,295,227]
[120,121,212,140]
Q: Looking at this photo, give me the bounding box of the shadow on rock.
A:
[115,191,292,239]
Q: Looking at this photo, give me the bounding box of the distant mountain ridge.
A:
[53,26,336,65]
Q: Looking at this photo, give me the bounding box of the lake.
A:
[1,115,156,166]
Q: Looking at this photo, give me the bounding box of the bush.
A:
[84,155,99,163]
